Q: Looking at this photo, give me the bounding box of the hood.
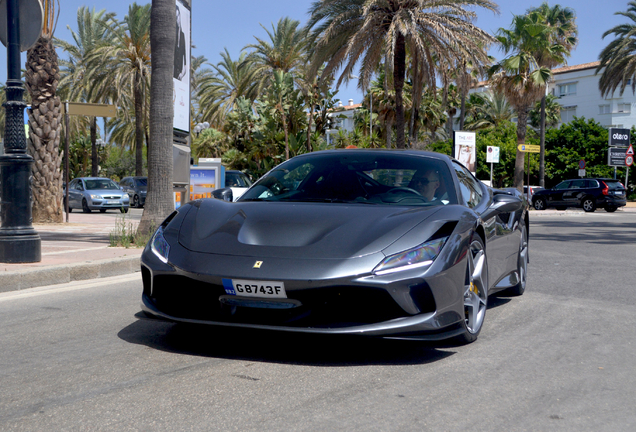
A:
[178,199,441,259]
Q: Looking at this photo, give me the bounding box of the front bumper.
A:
[138,238,468,341]
[89,198,129,210]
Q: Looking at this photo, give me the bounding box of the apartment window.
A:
[617,103,631,113]
[599,104,610,114]
[558,83,577,97]
[561,106,576,123]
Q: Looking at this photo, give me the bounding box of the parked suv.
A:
[532,178,626,212]
[119,176,147,208]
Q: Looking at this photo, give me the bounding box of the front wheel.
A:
[82,199,91,213]
[133,195,140,208]
[455,235,488,345]
[582,197,596,212]
[533,197,546,211]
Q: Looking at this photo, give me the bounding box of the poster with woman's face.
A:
[173,0,191,133]
[454,132,476,174]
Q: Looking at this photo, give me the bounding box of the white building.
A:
[549,61,636,128]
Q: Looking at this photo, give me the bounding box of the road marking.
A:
[0,273,141,302]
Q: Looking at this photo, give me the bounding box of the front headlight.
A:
[122,195,129,201]
[90,194,102,200]
[151,226,170,263]
[373,237,448,276]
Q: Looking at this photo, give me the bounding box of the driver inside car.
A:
[409,169,441,201]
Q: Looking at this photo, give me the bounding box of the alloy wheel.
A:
[464,238,488,334]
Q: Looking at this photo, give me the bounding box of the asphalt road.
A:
[1,211,635,431]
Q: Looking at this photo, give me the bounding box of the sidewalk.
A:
[0,212,143,293]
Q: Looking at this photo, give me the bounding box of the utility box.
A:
[172,143,191,208]
[190,158,225,200]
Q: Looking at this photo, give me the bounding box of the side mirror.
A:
[212,187,234,202]
[491,192,520,213]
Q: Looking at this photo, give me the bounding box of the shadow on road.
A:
[117,319,458,366]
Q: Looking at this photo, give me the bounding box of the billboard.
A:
[173,0,191,133]
[454,131,476,174]
[609,128,630,148]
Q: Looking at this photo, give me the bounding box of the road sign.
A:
[609,147,628,167]
[627,155,634,167]
[0,0,43,52]
[627,144,634,155]
[578,159,586,169]
[518,144,540,153]
[486,146,500,163]
[64,102,117,117]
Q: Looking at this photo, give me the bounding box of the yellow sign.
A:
[64,102,117,117]
[518,144,540,153]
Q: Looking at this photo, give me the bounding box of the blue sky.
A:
[0,0,632,104]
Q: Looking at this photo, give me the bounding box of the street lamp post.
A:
[0,0,41,262]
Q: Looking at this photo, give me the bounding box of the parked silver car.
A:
[65,177,129,213]
[119,176,147,208]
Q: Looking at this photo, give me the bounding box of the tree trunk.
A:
[90,117,98,176]
[137,0,176,236]
[134,70,144,176]
[24,35,63,223]
[514,108,529,191]
[393,34,406,149]
[459,91,466,131]
[539,95,546,188]
[307,103,313,153]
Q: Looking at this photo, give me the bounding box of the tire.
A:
[508,224,528,296]
[133,195,140,208]
[533,197,546,211]
[82,199,91,213]
[120,207,129,213]
[455,235,488,345]
[582,197,596,212]
[99,209,106,213]
[606,206,617,213]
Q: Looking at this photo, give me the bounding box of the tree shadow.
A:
[118,318,457,367]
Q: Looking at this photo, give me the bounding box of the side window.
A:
[570,179,585,189]
[554,181,571,190]
[452,161,483,208]
[586,179,599,188]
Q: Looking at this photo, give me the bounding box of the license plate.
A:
[107,200,119,204]
[222,278,287,298]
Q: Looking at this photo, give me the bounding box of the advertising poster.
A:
[486,146,500,163]
[173,0,191,133]
[454,131,476,174]
[190,168,217,200]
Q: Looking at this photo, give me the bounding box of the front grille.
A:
[149,274,411,328]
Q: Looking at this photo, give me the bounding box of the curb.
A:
[0,256,141,293]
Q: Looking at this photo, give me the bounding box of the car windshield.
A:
[84,179,120,190]
[226,172,252,188]
[238,152,458,206]
[134,178,148,187]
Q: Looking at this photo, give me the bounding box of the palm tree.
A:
[56,7,117,177]
[24,0,64,223]
[196,49,259,127]
[530,94,561,129]
[597,1,636,97]
[138,0,175,236]
[243,17,308,92]
[87,3,152,176]
[489,13,553,190]
[528,2,577,188]
[307,0,498,149]
[464,91,513,131]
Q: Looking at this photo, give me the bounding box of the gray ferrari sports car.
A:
[138,149,529,344]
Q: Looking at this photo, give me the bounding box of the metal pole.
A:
[490,162,493,186]
[64,102,70,223]
[370,92,372,138]
[0,0,41,262]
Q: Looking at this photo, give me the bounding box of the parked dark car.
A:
[532,178,626,212]
[119,176,147,208]
[138,149,529,345]
[66,177,129,213]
